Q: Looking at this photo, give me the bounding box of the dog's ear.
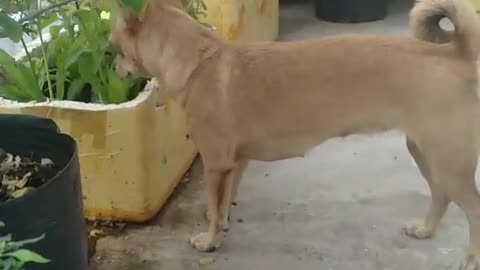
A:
[116,5,142,34]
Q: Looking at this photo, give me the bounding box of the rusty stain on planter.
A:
[259,0,268,15]
[201,0,279,42]
[227,4,245,40]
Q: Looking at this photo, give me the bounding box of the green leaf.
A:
[0,1,26,14]
[106,69,129,104]
[74,9,100,39]
[77,52,99,79]
[65,41,88,70]
[88,77,105,103]
[58,14,75,39]
[67,79,86,100]
[94,1,114,11]
[0,48,14,63]
[0,12,22,42]
[109,2,118,28]
[49,25,62,39]
[38,13,58,31]
[200,0,207,10]
[0,84,31,101]
[4,249,50,264]
[48,34,72,66]
[0,234,12,243]
[0,221,5,228]
[0,50,44,101]
[2,257,14,270]
[55,68,66,100]
[12,234,46,248]
[16,64,44,101]
[118,0,149,16]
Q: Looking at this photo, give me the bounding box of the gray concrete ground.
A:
[91,1,472,269]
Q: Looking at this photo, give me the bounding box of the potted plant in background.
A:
[0,0,206,223]
[314,0,389,23]
[0,114,87,270]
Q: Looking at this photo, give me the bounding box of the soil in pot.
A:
[314,0,388,23]
[0,149,60,202]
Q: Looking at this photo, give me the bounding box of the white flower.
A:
[100,11,111,20]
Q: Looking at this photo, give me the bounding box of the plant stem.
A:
[20,37,39,83]
[19,0,77,24]
[37,22,54,100]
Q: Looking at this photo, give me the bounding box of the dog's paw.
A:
[462,253,480,270]
[403,220,434,239]
[190,232,223,252]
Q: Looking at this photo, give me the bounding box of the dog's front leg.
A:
[205,161,247,225]
[190,168,231,252]
[219,161,247,231]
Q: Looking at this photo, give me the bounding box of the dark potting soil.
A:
[0,148,60,202]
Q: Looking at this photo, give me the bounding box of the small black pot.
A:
[0,114,87,270]
[314,0,388,23]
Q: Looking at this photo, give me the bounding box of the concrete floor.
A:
[92,1,472,270]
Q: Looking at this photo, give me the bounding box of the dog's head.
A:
[110,6,148,79]
[111,0,189,78]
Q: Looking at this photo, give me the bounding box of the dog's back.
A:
[181,0,480,163]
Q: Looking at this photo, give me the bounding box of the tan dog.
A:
[111,0,480,268]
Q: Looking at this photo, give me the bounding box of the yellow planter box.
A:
[201,0,279,42]
[0,81,197,222]
[471,0,480,10]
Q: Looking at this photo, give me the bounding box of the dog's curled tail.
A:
[410,0,480,58]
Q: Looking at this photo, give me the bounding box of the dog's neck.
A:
[136,5,223,100]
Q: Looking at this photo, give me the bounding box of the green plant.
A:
[186,0,207,21]
[0,0,207,104]
[0,0,64,102]
[43,3,145,103]
[0,0,144,103]
[0,221,50,270]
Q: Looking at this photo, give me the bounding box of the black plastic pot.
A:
[314,0,388,23]
[0,114,87,270]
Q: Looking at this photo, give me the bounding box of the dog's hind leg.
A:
[422,133,480,270]
[403,137,450,239]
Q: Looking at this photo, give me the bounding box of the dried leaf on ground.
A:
[199,257,215,266]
